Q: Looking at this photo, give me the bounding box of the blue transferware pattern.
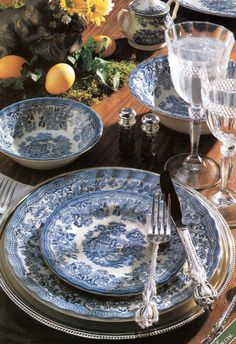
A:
[18,133,72,159]
[179,0,236,17]
[0,97,103,161]
[132,11,172,46]
[128,56,189,120]
[133,29,164,46]
[5,168,221,321]
[40,190,185,295]
[119,0,176,50]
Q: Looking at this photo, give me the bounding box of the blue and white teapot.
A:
[117,0,179,50]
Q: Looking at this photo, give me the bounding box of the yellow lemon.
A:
[93,35,116,58]
[45,63,75,95]
[0,55,27,79]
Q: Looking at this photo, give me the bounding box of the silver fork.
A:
[0,178,17,216]
[135,194,171,329]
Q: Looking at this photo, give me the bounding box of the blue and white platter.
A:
[40,190,186,296]
[179,0,236,18]
[3,167,225,321]
[128,56,210,134]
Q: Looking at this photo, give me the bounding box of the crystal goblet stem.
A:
[183,107,204,170]
[165,106,220,190]
[212,145,236,206]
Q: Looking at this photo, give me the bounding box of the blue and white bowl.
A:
[0,97,103,170]
[129,56,210,134]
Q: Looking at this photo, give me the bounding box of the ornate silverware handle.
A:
[177,225,218,309]
[201,294,236,344]
[135,242,159,329]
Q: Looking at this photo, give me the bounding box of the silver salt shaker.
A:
[141,112,160,164]
[118,108,137,157]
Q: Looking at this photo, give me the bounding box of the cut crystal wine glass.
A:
[201,61,236,228]
[164,21,234,190]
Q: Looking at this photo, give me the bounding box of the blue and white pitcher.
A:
[117,0,179,50]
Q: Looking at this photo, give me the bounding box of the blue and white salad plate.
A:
[129,56,210,134]
[3,168,223,323]
[0,97,103,170]
[179,0,236,18]
[40,190,185,296]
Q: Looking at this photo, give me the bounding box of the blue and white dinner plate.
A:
[4,168,222,321]
[179,0,236,18]
[40,190,186,296]
[128,56,189,121]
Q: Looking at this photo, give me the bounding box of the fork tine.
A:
[148,196,156,235]
[1,180,17,209]
[165,193,172,236]
[156,193,161,234]
[160,194,166,235]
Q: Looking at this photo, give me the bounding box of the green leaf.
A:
[23,68,43,82]
[67,50,81,65]
[81,49,94,72]
[67,55,76,65]
[95,37,109,55]
[112,71,121,90]
[84,37,95,50]
[94,57,109,65]
[30,71,42,82]
[96,69,108,84]
[92,57,109,71]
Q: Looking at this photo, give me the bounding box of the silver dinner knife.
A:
[160,170,218,310]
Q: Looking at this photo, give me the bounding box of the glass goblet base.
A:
[201,187,236,228]
[164,153,220,190]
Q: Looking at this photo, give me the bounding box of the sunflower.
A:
[60,0,88,16]
[60,0,113,25]
[87,0,114,26]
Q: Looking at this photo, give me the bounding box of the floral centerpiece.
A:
[60,0,114,26]
[0,0,135,108]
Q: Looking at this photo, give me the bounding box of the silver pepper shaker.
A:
[141,112,160,164]
[118,108,137,157]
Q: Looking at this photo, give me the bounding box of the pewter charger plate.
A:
[40,190,186,296]
[0,168,234,339]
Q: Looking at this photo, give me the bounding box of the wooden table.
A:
[0,2,236,344]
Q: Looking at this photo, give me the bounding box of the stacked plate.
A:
[0,167,234,339]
